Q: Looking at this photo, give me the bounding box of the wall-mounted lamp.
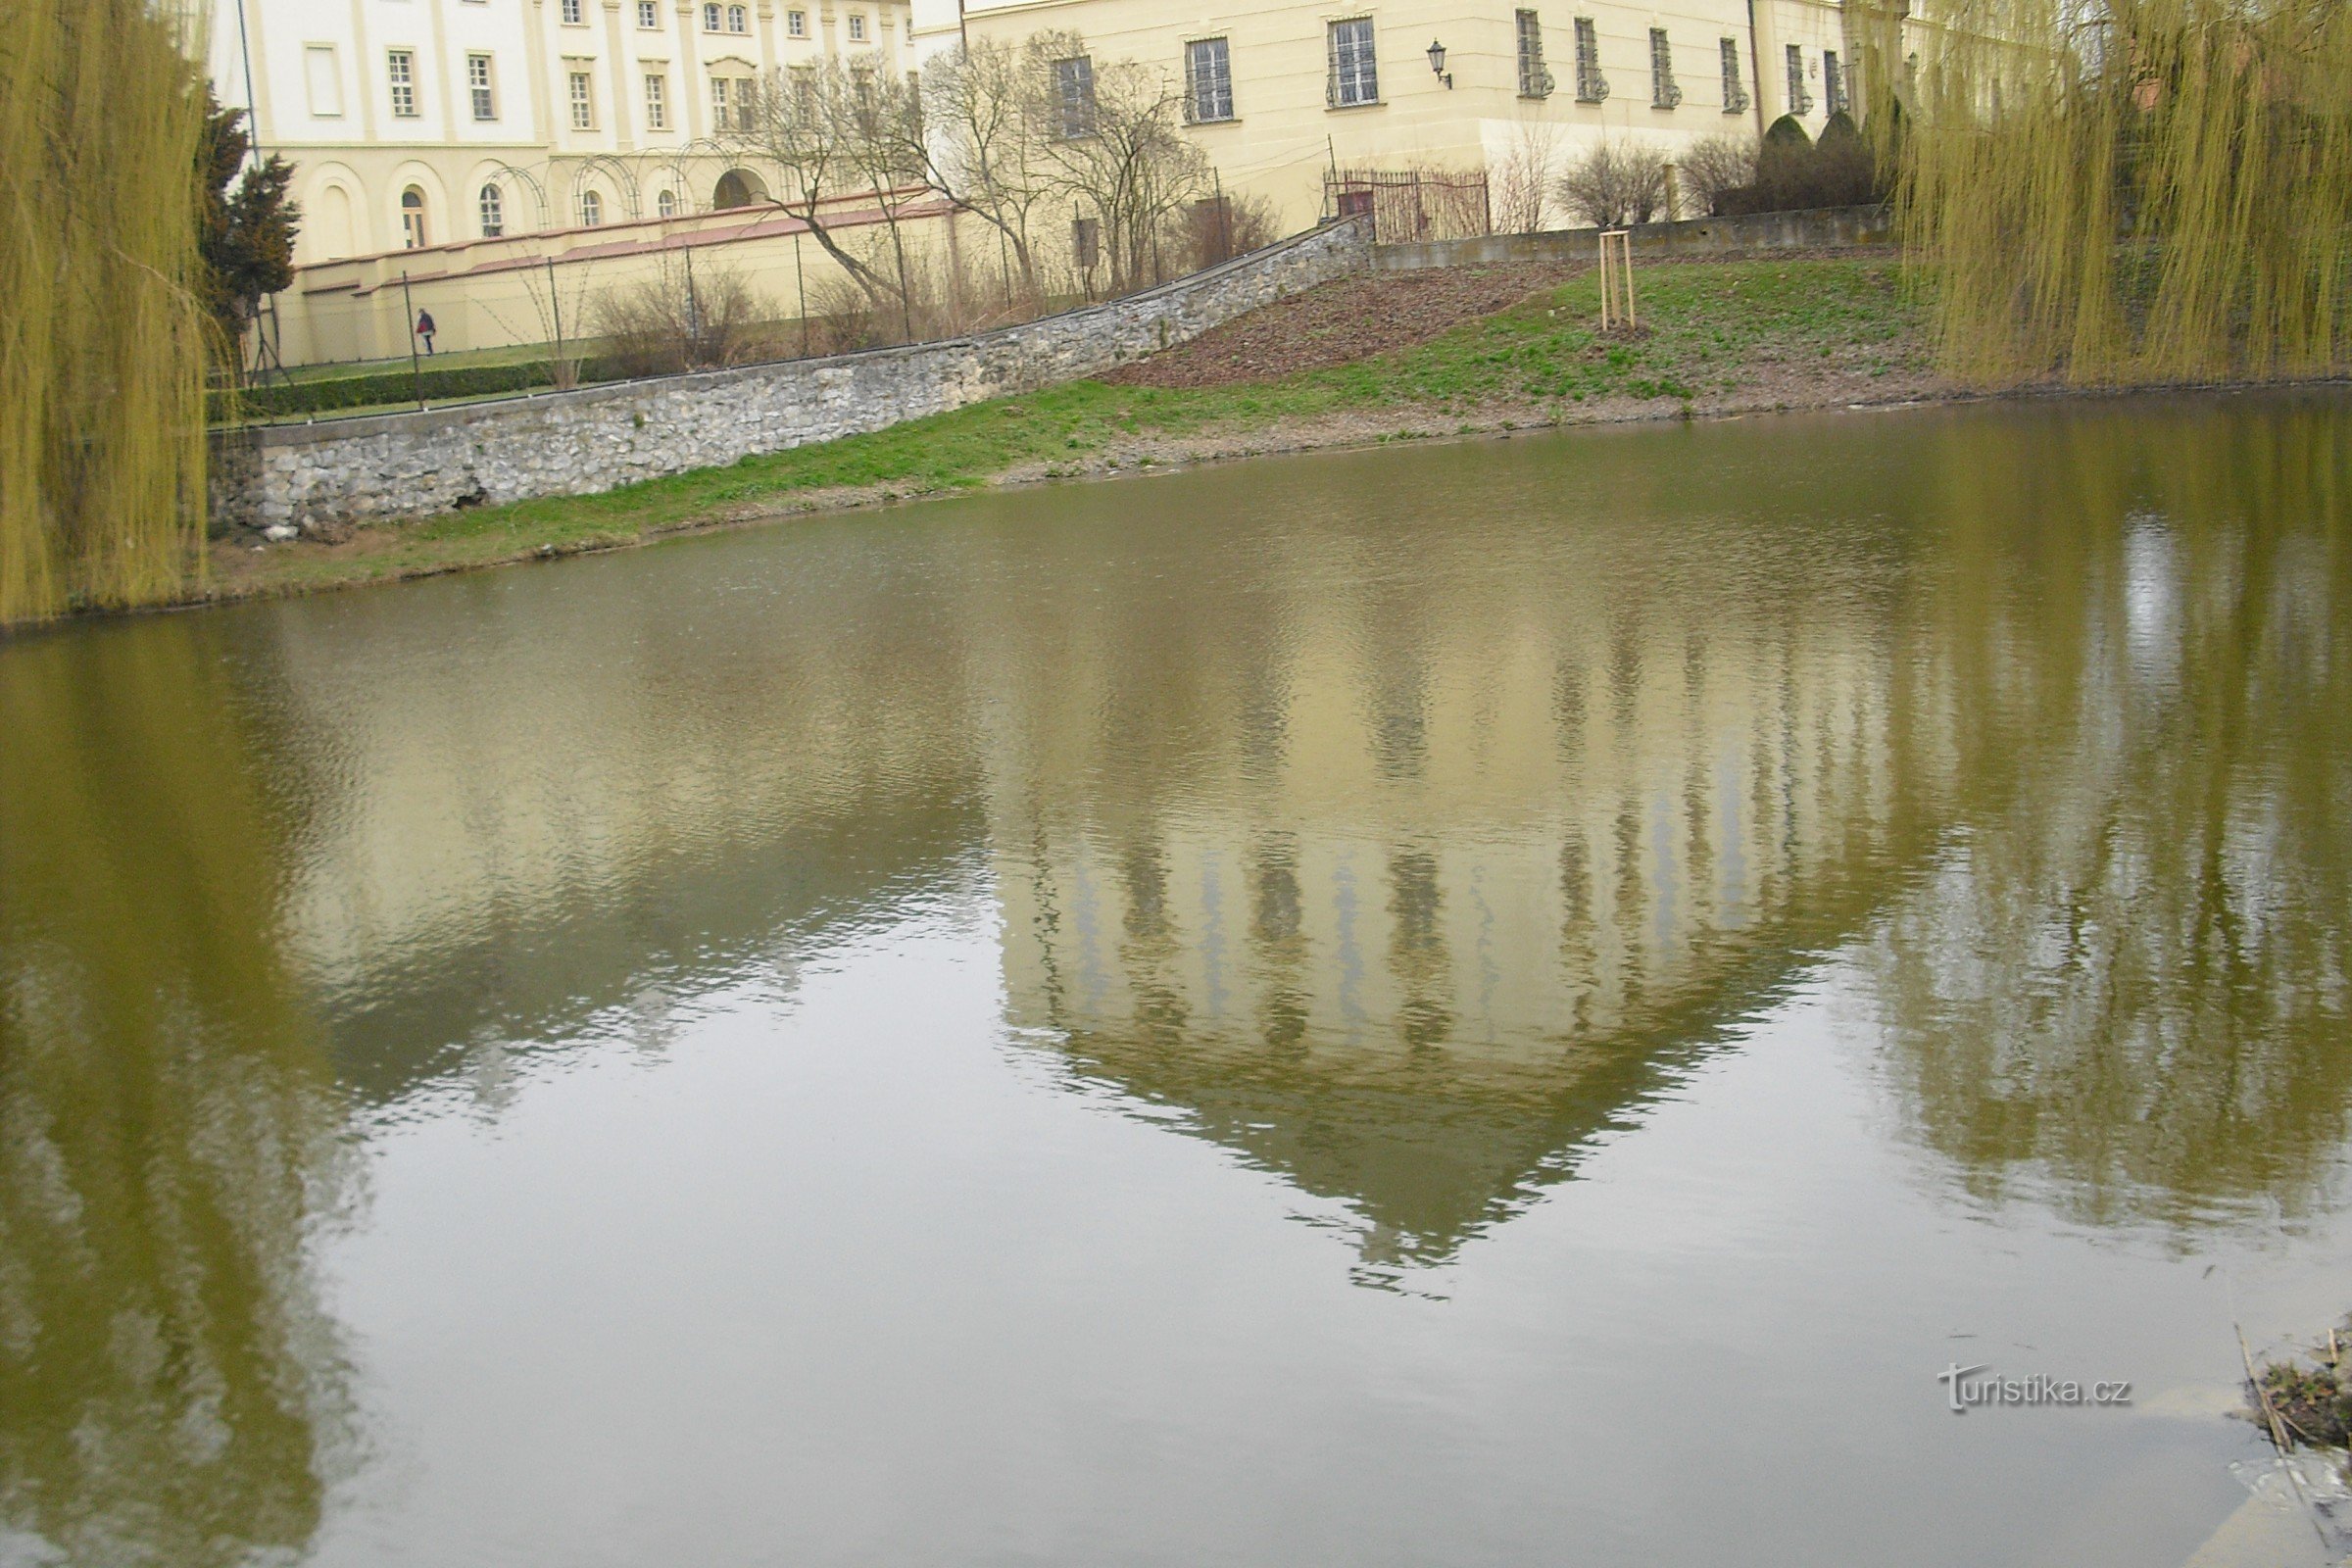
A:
[1427,39,1452,88]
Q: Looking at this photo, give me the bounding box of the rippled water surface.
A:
[4,391,2350,1567]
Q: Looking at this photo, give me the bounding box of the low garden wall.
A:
[1372,205,1893,271]
[214,218,1371,535]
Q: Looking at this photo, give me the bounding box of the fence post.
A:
[399,270,423,412]
[793,229,809,358]
[547,256,564,368]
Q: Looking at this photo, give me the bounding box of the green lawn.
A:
[220,258,1925,597]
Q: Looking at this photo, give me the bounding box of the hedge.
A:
[207,358,628,423]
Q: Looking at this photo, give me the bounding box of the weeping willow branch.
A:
[0,0,212,624]
[1859,0,2352,386]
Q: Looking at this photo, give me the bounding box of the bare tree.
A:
[1490,119,1565,233]
[1027,31,1208,293]
[905,37,1057,301]
[1676,132,1758,217]
[724,61,915,318]
[1555,137,1673,226]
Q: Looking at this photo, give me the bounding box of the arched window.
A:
[657,189,678,218]
[400,186,427,248]
[726,4,747,32]
[712,168,767,209]
[478,183,505,237]
[578,189,604,226]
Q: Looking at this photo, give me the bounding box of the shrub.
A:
[591,257,768,378]
[1678,132,1758,217]
[803,271,881,356]
[1556,137,1673,226]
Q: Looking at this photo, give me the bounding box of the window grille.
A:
[1054,56,1096,137]
[1573,19,1608,103]
[1649,28,1681,107]
[1516,12,1553,99]
[1824,49,1847,113]
[1720,37,1748,113]
[1786,44,1814,113]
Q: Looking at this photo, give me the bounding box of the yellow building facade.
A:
[927,0,1873,228]
[210,0,914,262]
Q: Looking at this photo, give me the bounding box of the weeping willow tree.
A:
[0,621,353,1564]
[0,0,213,623]
[1865,0,2352,385]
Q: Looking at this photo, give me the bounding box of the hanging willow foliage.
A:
[0,0,211,624]
[1856,0,2352,386]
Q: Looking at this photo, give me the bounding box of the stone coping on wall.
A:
[1371,205,1894,271]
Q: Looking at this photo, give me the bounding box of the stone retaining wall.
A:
[216,218,1370,535]
[1372,205,1893,272]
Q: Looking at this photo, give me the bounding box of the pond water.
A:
[3,391,2350,1568]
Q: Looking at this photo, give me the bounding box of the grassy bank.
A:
[207,257,1930,602]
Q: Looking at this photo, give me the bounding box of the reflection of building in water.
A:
[974,482,1965,1265]
[253,555,990,1094]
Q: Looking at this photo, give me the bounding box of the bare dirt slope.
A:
[1102,263,1582,389]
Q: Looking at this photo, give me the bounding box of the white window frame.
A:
[466,53,497,121]
[560,0,584,24]
[727,5,748,32]
[579,189,604,226]
[638,0,659,26]
[478,182,504,236]
[847,13,866,40]
[644,71,668,128]
[1184,36,1233,123]
[387,49,418,118]
[703,3,722,30]
[1326,18,1378,109]
[568,70,596,129]
[787,9,807,35]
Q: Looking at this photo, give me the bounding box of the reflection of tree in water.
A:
[989,396,2352,1266]
[0,626,350,1567]
[1869,401,2352,1228]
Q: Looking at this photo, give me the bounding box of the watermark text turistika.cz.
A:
[1936,1363,2132,1413]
